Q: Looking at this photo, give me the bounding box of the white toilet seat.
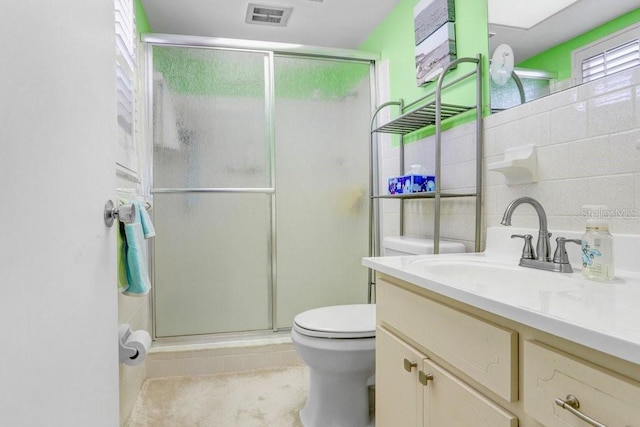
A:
[293,304,375,339]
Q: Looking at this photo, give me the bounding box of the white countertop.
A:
[364,227,640,365]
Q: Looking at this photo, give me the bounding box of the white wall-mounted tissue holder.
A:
[488,144,537,185]
[119,324,152,366]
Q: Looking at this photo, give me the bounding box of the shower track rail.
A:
[152,188,276,194]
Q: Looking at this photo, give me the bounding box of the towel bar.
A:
[104,200,137,227]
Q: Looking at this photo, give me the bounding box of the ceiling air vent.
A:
[245,3,293,27]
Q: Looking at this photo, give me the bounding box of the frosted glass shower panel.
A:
[153,193,272,337]
[152,46,271,189]
[274,57,372,328]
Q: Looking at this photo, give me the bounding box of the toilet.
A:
[291,236,465,427]
[382,235,466,256]
[292,304,376,427]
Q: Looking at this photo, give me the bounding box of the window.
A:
[115,0,141,179]
[581,39,639,83]
[572,23,640,85]
[115,0,135,149]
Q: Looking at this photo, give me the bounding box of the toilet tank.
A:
[382,236,465,256]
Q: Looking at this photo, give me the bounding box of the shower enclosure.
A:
[145,35,376,338]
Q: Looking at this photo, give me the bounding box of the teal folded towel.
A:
[133,200,156,239]
[121,200,155,296]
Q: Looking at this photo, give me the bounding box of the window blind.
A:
[115,0,136,148]
[582,39,639,83]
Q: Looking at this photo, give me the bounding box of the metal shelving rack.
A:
[367,55,483,302]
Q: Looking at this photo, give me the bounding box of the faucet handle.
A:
[511,234,535,259]
[553,237,582,265]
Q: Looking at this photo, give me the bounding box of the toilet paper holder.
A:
[119,323,148,365]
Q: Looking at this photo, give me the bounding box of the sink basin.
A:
[405,256,583,294]
[363,226,640,366]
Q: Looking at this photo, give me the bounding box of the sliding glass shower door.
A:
[151,46,274,337]
[273,56,372,328]
[149,41,373,338]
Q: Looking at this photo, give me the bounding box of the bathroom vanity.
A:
[364,227,640,427]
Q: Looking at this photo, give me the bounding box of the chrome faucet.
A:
[501,197,580,273]
[501,197,551,261]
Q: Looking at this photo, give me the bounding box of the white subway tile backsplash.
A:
[587,88,635,137]
[549,79,573,94]
[631,175,640,232]
[405,139,434,171]
[423,138,437,169]
[517,112,550,148]
[561,175,636,216]
[487,102,529,126]
[442,132,476,165]
[493,120,521,150]
[483,126,502,158]
[531,86,579,114]
[549,102,588,144]
[381,198,400,214]
[546,215,579,233]
[482,186,501,217]
[565,136,611,178]
[484,155,506,187]
[381,155,401,178]
[379,134,398,159]
[381,211,400,238]
[636,85,640,129]
[440,160,476,190]
[442,120,472,139]
[536,143,570,181]
[379,67,640,247]
[484,172,503,188]
[578,67,639,99]
[402,199,429,215]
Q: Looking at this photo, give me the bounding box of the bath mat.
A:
[125,366,307,426]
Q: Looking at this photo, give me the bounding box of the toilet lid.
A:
[293,304,376,339]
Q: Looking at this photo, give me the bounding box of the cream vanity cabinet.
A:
[376,278,518,427]
[523,340,640,427]
[377,327,517,426]
[375,276,640,427]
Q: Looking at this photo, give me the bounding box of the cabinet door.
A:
[422,359,518,427]
[377,279,518,401]
[376,327,424,427]
[524,340,640,427]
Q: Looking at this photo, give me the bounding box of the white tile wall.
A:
[117,173,152,425]
[118,35,152,425]
[146,341,302,378]
[379,66,640,251]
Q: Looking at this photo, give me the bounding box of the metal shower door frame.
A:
[142,33,379,341]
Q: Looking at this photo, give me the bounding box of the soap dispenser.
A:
[581,206,614,281]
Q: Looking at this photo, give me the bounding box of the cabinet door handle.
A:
[555,395,607,427]
[418,371,434,385]
[403,358,417,372]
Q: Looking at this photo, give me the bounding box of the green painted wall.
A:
[138,0,489,117]
[360,0,490,140]
[134,0,151,35]
[519,8,640,81]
